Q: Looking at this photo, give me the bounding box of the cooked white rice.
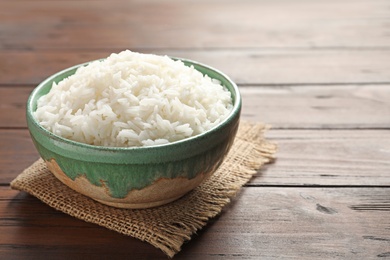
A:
[34,50,233,147]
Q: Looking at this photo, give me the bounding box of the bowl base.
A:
[94,194,185,209]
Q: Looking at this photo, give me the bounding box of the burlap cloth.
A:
[11,121,276,258]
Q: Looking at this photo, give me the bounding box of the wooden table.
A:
[1,0,389,259]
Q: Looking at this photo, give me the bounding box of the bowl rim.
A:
[27,56,241,152]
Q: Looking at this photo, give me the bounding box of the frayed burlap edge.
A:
[10,120,276,258]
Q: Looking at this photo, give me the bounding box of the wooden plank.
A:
[0,130,39,184]
[2,129,389,186]
[2,49,390,85]
[2,85,390,129]
[241,85,390,129]
[0,87,31,128]
[1,0,389,50]
[251,129,390,186]
[1,186,389,259]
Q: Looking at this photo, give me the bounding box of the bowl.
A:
[26,57,241,209]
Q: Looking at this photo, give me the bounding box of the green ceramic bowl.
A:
[26,57,241,209]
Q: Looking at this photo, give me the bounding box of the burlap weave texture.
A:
[11,121,276,258]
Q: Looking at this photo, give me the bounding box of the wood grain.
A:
[242,85,390,129]
[0,130,39,184]
[2,50,390,85]
[252,129,390,186]
[0,87,31,128]
[1,0,389,50]
[1,186,389,259]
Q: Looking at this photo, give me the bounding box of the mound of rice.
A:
[34,50,233,147]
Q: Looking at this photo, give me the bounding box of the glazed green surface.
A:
[32,134,234,198]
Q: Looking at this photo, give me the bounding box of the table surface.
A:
[1,0,390,259]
